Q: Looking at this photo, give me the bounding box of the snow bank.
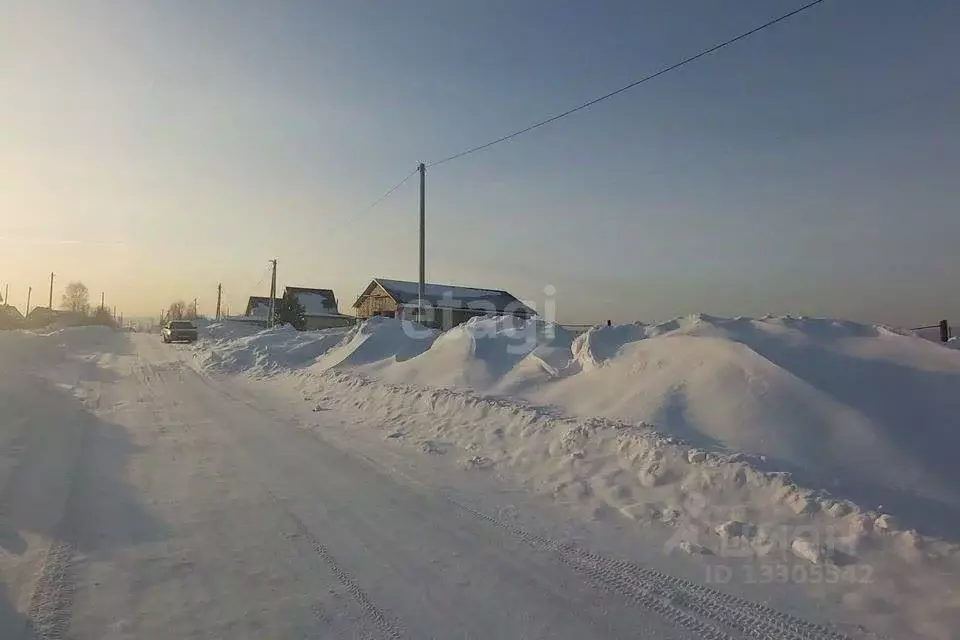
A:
[538,315,960,526]
[0,325,131,394]
[1,325,124,360]
[316,316,438,370]
[197,323,353,375]
[369,316,575,391]
[195,314,960,563]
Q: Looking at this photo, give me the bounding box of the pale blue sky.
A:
[2,0,958,324]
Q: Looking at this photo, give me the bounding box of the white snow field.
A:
[193,314,960,639]
[1,321,958,639]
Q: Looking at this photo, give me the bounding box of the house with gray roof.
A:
[352,278,535,330]
[283,287,355,330]
[245,296,281,318]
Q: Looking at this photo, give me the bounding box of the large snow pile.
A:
[198,317,437,376]
[311,314,960,531]
[533,315,960,528]
[367,315,575,390]
[197,322,353,375]
[196,315,960,570]
[317,316,438,369]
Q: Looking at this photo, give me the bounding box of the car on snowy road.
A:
[161,321,198,344]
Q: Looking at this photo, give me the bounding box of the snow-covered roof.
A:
[245,296,280,317]
[284,287,346,317]
[355,278,535,315]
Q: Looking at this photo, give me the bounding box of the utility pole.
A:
[193,298,198,318]
[101,292,105,311]
[49,272,55,309]
[268,259,278,328]
[216,283,222,320]
[26,287,32,315]
[4,284,8,307]
[418,162,426,322]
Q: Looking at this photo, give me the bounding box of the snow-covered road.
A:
[1,332,851,639]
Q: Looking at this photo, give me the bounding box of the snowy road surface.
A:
[1,332,851,639]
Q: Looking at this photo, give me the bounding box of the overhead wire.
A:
[322,167,420,245]
[427,0,827,168]
[343,167,419,225]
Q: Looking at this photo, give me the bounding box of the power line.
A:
[248,263,272,295]
[427,0,827,168]
[324,167,420,242]
[354,168,420,219]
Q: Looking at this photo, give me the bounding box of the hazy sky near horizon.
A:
[2,0,959,325]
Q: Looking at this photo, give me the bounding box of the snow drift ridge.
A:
[198,313,960,544]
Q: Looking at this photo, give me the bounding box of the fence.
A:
[909,319,951,343]
[560,321,612,336]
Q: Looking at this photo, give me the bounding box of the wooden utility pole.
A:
[216,283,222,320]
[4,284,8,307]
[49,272,55,309]
[26,287,32,315]
[101,292,105,311]
[268,259,278,328]
[418,162,426,321]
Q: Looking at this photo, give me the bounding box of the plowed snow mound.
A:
[315,316,438,370]
[534,315,960,532]
[369,316,574,390]
[196,314,960,537]
[198,324,354,375]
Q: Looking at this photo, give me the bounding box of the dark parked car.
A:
[162,320,198,344]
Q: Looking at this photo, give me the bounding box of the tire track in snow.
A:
[444,496,851,640]
[279,500,405,640]
[187,366,406,639]
[26,538,77,640]
[25,402,93,640]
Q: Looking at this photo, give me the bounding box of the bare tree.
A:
[185,300,198,319]
[62,281,90,314]
[168,300,186,320]
[91,305,115,327]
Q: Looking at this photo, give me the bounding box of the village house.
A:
[0,303,24,330]
[352,278,535,331]
[25,307,62,327]
[244,290,354,330]
[283,287,355,330]
[244,296,280,318]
